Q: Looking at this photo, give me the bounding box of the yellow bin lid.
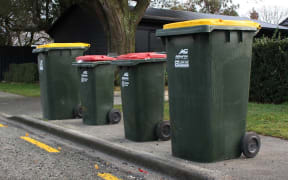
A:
[163,19,261,30]
[36,43,90,49]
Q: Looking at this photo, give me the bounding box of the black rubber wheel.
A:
[108,109,121,124]
[156,121,171,141]
[241,132,261,158]
[73,105,83,118]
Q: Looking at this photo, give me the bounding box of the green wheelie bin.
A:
[156,19,261,162]
[33,43,90,120]
[73,55,121,125]
[113,52,171,142]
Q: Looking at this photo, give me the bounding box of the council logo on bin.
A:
[121,72,129,87]
[175,49,189,68]
[81,71,88,83]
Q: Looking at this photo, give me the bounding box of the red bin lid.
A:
[76,55,116,61]
[116,52,166,60]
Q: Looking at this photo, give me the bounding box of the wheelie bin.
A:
[113,52,170,142]
[73,55,121,125]
[156,19,261,162]
[33,43,90,120]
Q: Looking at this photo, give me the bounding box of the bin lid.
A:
[76,55,116,61]
[116,52,167,60]
[36,43,90,49]
[163,19,261,30]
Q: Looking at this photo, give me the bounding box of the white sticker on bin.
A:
[175,49,189,68]
[39,60,44,71]
[121,72,129,87]
[81,71,88,83]
[38,54,45,71]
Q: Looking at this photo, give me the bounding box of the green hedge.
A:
[3,63,38,83]
[114,67,120,86]
[249,37,288,104]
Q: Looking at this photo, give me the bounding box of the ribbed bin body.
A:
[157,21,258,162]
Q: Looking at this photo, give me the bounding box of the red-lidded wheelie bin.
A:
[73,55,121,125]
[112,52,171,142]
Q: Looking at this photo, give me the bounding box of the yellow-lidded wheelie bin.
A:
[33,43,90,120]
[156,19,261,162]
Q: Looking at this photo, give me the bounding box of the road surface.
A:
[0,117,170,180]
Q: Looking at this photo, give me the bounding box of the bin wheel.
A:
[108,109,121,124]
[73,105,83,118]
[156,121,171,141]
[241,132,261,158]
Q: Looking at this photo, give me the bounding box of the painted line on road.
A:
[97,173,122,180]
[20,136,60,153]
[0,123,7,127]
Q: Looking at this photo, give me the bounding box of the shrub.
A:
[249,36,288,104]
[3,63,38,83]
[21,63,38,83]
[114,67,120,86]
[165,70,168,86]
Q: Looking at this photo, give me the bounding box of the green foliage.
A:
[150,0,197,11]
[150,0,239,16]
[0,0,82,46]
[250,36,288,104]
[3,63,39,83]
[195,0,239,16]
[114,67,120,86]
[165,70,168,86]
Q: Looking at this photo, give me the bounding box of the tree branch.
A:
[33,36,51,44]
[17,32,22,46]
[132,0,150,24]
[29,32,35,46]
[119,0,129,14]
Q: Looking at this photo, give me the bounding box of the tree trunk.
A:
[108,19,137,54]
[85,0,149,55]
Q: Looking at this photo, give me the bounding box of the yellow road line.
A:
[20,136,60,153]
[97,173,122,180]
[0,123,7,127]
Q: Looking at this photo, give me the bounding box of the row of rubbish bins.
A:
[33,19,261,162]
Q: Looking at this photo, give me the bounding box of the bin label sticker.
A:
[38,54,45,71]
[81,71,88,83]
[39,60,44,71]
[175,49,189,68]
[121,72,129,87]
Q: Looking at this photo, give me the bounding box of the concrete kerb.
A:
[1,114,229,180]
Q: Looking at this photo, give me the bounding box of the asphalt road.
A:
[0,117,170,180]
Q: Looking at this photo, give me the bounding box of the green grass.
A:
[0,82,40,97]
[0,84,120,97]
[115,101,288,140]
[247,102,288,139]
[114,104,122,110]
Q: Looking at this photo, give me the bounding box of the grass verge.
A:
[0,83,121,97]
[115,102,288,140]
[247,102,288,139]
[0,82,40,97]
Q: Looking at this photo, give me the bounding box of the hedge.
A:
[249,36,288,104]
[3,63,38,83]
